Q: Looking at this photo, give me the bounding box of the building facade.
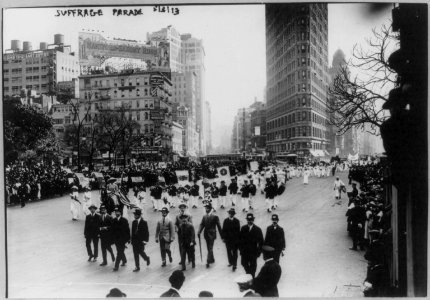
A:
[231,107,253,153]
[171,121,183,156]
[265,3,330,160]
[78,70,174,161]
[3,34,79,98]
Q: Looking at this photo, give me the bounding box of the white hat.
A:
[234,274,253,284]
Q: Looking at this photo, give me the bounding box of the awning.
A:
[286,154,297,157]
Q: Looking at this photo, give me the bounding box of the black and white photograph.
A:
[1,0,428,298]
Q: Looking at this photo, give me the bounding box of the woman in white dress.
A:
[303,168,310,185]
[70,186,80,221]
[82,186,92,216]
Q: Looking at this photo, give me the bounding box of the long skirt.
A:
[70,201,80,220]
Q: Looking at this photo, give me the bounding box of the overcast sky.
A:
[3,3,392,148]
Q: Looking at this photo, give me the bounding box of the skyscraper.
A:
[265,3,330,160]
[147,27,207,155]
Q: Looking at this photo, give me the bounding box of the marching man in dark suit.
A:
[99,205,115,266]
[156,207,175,267]
[131,209,150,272]
[84,204,101,262]
[222,208,241,271]
[264,214,286,263]
[112,207,130,271]
[239,213,264,278]
[160,270,186,297]
[178,214,196,270]
[252,245,282,297]
[175,202,193,260]
[198,203,223,268]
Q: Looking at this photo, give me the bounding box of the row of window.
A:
[5,84,48,93]
[267,140,324,153]
[267,126,328,141]
[91,100,155,111]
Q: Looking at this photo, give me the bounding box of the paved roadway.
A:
[7,172,366,298]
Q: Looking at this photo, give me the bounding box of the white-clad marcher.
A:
[70,186,81,220]
[333,177,346,199]
[303,169,310,185]
[82,186,92,215]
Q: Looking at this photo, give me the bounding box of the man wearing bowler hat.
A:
[222,208,241,271]
[156,207,175,267]
[99,204,115,266]
[160,270,186,297]
[131,209,150,272]
[252,245,282,297]
[239,213,264,278]
[264,214,286,263]
[198,203,223,268]
[112,207,130,271]
[84,204,101,262]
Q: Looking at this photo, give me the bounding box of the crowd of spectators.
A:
[345,162,392,297]
[5,161,70,206]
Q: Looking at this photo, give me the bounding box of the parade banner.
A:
[217,166,230,182]
[250,161,259,171]
[75,173,90,188]
[175,170,189,186]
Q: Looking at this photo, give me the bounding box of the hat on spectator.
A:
[199,291,214,297]
[71,186,78,190]
[100,204,106,210]
[106,287,126,297]
[234,273,253,284]
[161,207,169,213]
[246,213,255,221]
[178,202,188,209]
[228,208,236,215]
[169,270,185,286]
[204,203,213,209]
[88,204,97,210]
[107,177,116,183]
[271,214,279,221]
[133,209,142,216]
[114,206,122,213]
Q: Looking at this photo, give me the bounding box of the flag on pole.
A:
[114,190,139,209]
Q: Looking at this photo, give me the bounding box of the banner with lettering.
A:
[175,170,189,186]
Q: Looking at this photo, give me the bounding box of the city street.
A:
[7,172,366,298]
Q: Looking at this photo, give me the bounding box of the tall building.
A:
[181,33,206,154]
[147,27,207,155]
[203,101,212,154]
[231,107,254,153]
[327,49,358,156]
[171,71,199,156]
[265,3,330,160]
[3,34,80,97]
[250,101,267,152]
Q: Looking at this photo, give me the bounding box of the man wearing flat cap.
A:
[112,207,130,271]
[131,209,150,272]
[222,208,241,271]
[175,202,193,261]
[264,214,286,263]
[239,213,264,278]
[156,207,175,267]
[84,204,101,262]
[251,245,282,297]
[198,203,223,268]
[160,270,186,297]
